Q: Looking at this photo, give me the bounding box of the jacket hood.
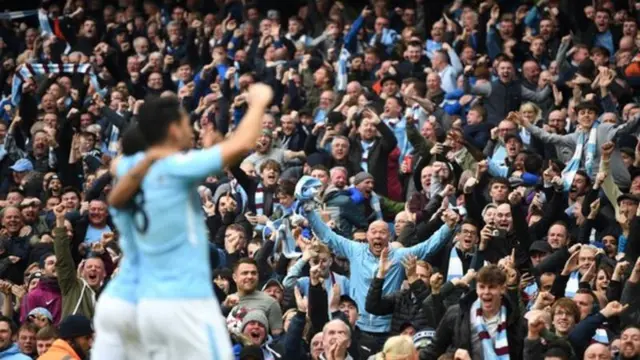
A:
[0,343,23,357]
[38,276,61,292]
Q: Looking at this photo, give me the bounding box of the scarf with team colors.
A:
[471,298,510,360]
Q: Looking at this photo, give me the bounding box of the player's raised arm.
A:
[218,83,273,165]
[161,84,273,180]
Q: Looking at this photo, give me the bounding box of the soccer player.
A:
[92,125,173,359]
[132,84,272,359]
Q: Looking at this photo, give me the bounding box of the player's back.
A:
[133,151,218,300]
[102,153,146,302]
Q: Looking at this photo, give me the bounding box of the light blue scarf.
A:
[562,125,598,191]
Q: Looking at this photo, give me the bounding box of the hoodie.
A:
[0,343,31,359]
[37,339,82,360]
[20,277,62,324]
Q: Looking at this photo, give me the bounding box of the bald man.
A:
[583,342,610,360]
[305,204,457,354]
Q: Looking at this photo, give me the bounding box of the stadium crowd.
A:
[1,0,640,359]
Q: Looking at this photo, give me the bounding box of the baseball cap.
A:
[261,279,284,292]
[59,314,93,339]
[617,193,640,204]
[529,240,552,254]
[28,307,53,322]
[10,158,34,172]
[339,294,358,310]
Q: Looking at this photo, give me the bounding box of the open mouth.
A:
[372,241,384,252]
[87,273,98,282]
[249,330,261,341]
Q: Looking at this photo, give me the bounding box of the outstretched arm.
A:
[165,84,274,180]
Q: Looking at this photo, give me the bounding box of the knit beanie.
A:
[353,171,373,185]
[241,310,269,333]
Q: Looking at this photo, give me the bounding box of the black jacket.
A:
[348,122,398,196]
[420,288,524,360]
[365,277,431,334]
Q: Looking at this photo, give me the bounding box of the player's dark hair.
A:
[137,96,184,146]
[120,124,149,156]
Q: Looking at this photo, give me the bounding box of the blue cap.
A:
[10,158,33,172]
[28,307,53,322]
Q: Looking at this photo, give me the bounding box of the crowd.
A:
[1,0,640,359]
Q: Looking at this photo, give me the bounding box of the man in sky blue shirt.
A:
[302,203,458,355]
[127,84,273,360]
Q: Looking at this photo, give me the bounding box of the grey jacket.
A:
[525,114,640,188]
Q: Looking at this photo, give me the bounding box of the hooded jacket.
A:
[20,276,62,324]
[0,343,31,360]
[37,339,82,360]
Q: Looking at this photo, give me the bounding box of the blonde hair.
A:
[519,102,542,122]
[375,335,416,360]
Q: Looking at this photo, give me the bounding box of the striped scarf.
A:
[0,10,37,20]
[37,10,72,54]
[230,179,248,214]
[360,140,374,172]
[447,246,464,281]
[370,192,383,221]
[562,126,598,191]
[565,271,581,298]
[11,63,105,106]
[471,299,510,360]
[523,282,538,311]
[336,47,350,92]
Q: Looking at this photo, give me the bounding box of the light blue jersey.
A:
[102,153,146,304]
[133,146,224,299]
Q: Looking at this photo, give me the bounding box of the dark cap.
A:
[326,111,345,126]
[261,278,284,292]
[617,193,640,204]
[59,315,93,339]
[575,101,601,114]
[380,73,400,86]
[529,240,552,254]
[503,133,523,144]
[339,294,358,310]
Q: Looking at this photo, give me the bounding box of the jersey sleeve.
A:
[165,146,224,181]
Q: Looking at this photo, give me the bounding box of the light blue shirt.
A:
[383,117,413,164]
[133,146,224,299]
[306,211,452,333]
[102,153,145,303]
[84,225,111,245]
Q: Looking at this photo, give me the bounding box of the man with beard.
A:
[421,265,524,359]
[223,258,283,336]
[39,314,93,360]
[53,204,108,319]
[0,316,30,359]
[20,198,49,236]
[20,252,62,324]
[303,194,456,354]
[0,206,31,285]
[4,130,54,173]
[618,326,640,360]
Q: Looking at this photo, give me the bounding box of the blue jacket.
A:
[0,344,31,359]
[306,211,452,333]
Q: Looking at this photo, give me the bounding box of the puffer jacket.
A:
[37,339,81,360]
[364,277,431,334]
